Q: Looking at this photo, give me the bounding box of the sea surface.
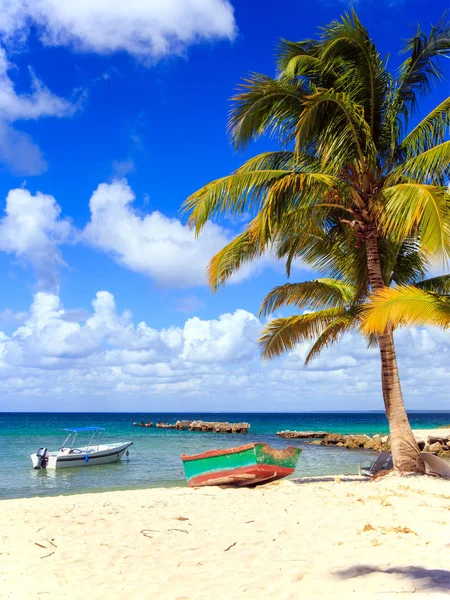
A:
[1,411,449,500]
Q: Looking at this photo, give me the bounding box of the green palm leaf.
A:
[259,280,356,316]
[208,225,266,291]
[295,88,376,167]
[400,96,450,156]
[228,74,307,149]
[394,17,450,117]
[305,308,359,364]
[259,308,345,359]
[415,273,450,295]
[319,9,390,137]
[380,183,450,256]
[387,141,450,185]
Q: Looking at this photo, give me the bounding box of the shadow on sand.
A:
[289,475,365,485]
[334,565,450,593]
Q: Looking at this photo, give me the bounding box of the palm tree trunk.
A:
[366,234,425,474]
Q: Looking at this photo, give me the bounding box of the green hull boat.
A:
[181,442,301,487]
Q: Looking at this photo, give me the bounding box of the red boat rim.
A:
[181,443,256,461]
[181,443,300,462]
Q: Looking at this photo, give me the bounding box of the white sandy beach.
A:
[1,474,449,600]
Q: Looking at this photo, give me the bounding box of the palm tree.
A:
[183,12,450,473]
[361,276,450,332]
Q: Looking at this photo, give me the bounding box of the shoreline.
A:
[2,474,449,599]
[3,426,449,502]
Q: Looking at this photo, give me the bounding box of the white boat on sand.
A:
[31,427,132,469]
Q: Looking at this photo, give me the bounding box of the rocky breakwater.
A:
[414,429,450,458]
[308,429,450,458]
[156,420,250,433]
[277,431,328,439]
[318,433,388,451]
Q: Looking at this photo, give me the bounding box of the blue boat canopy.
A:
[62,427,105,433]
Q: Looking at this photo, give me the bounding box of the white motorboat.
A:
[31,427,133,469]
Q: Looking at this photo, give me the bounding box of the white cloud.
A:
[0,0,236,60]
[83,180,273,288]
[0,187,72,291]
[0,290,449,411]
[0,180,284,292]
[0,47,76,174]
[181,309,260,363]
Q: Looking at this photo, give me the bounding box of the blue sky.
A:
[0,0,448,411]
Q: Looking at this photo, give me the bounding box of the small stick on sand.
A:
[168,529,189,534]
[224,542,237,552]
[140,529,160,538]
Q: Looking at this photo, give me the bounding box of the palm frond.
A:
[386,238,428,285]
[259,308,344,359]
[415,273,450,294]
[387,141,450,185]
[259,279,356,316]
[276,38,321,72]
[380,183,450,256]
[207,223,267,291]
[394,16,450,118]
[234,150,326,176]
[182,168,291,235]
[400,96,450,156]
[295,88,376,168]
[319,9,390,138]
[362,285,450,332]
[305,308,358,364]
[228,74,307,149]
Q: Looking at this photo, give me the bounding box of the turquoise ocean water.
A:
[1,411,448,500]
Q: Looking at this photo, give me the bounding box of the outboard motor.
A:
[35,447,49,469]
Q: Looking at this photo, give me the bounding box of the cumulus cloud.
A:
[83,180,272,288]
[0,0,236,60]
[0,187,72,291]
[0,179,282,292]
[0,47,76,174]
[0,290,449,411]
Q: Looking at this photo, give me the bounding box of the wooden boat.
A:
[181,443,301,487]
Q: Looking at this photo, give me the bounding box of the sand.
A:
[413,428,450,441]
[1,474,449,600]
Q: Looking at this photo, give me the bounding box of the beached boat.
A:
[30,427,133,469]
[181,442,301,487]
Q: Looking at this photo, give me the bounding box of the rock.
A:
[277,431,328,439]
[438,450,450,458]
[363,438,383,451]
[373,434,381,440]
[429,435,450,444]
[381,436,389,444]
[336,442,345,447]
[345,435,370,450]
[159,420,250,433]
[306,440,322,445]
[321,433,346,445]
[428,442,443,454]
[417,441,426,451]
